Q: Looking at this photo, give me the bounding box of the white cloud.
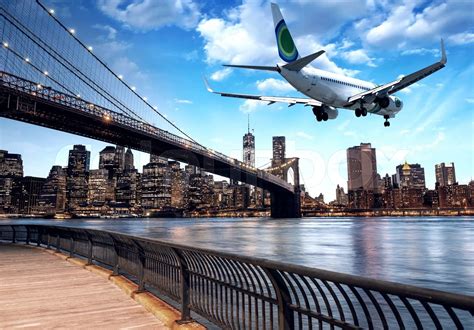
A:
[97,0,200,31]
[196,0,360,76]
[340,39,354,50]
[93,24,117,40]
[466,98,474,104]
[341,49,376,67]
[401,48,439,56]
[256,78,293,93]
[360,1,474,49]
[174,99,192,104]
[296,131,313,140]
[399,82,424,94]
[413,132,446,151]
[448,32,474,45]
[239,99,263,114]
[210,68,232,81]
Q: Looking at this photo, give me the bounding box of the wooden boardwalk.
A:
[0,244,167,329]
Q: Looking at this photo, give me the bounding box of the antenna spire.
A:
[247,114,250,133]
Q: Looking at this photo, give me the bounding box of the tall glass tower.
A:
[243,115,255,167]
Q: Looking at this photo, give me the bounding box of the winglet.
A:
[203,76,214,93]
[440,38,447,65]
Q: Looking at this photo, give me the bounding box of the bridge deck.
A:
[0,244,166,329]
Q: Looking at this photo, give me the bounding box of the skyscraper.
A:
[335,184,348,206]
[66,145,90,210]
[124,148,134,170]
[394,161,426,189]
[243,116,255,167]
[141,157,171,209]
[0,150,23,213]
[114,145,125,172]
[0,150,23,177]
[38,166,67,214]
[435,162,456,186]
[88,169,112,203]
[347,143,378,191]
[99,146,116,171]
[272,136,286,167]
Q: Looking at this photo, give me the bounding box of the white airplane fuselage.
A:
[279,67,403,118]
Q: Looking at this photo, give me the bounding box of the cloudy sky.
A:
[1,0,473,200]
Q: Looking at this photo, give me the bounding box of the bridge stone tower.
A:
[268,137,301,218]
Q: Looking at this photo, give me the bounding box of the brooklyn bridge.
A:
[0,0,301,217]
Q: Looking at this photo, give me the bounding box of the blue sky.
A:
[1,0,473,200]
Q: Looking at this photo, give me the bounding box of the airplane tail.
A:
[271,3,299,63]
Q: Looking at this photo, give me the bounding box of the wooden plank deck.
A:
[0,244,167,329]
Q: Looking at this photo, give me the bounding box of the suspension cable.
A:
[35,0,201,145]
[0,10,146,123]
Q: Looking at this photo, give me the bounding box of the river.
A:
[1,216,473,296]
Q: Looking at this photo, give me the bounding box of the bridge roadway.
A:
[0,243,167,329]
[0,71,300,217]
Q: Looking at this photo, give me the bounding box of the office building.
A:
[435,162,456,186]
[243,118,255,167]
[141,158,171,209]
[116,169,140,207]
[38,166,67,214]
[124,148,134,170]
[88,169,113,204]
[347,143,378,191]
[394,161,426,189]
[169,161,187,208]
[335,184,348,206]
[66,145,90,210]
[272,136,286,167]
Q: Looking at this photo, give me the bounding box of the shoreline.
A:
[1,208,474,220]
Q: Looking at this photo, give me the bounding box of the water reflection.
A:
[1,216,473,295]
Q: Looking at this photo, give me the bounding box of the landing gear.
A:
[384,115,390,127]
[355,107,367,117]
[312,106,328,122]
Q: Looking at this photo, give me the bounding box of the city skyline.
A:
[1,139,470,201]
[1,0,473,200]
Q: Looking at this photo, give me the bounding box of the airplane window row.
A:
[321,76,370,91]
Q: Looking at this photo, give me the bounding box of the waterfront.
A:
[2,216,473,296]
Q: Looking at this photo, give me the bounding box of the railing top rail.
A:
[3,224,472,310]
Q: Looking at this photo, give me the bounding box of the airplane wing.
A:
[345,39,447,106]
[204,78,323,107]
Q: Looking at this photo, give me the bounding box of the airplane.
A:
[205,3,447,127]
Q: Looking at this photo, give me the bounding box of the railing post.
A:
[86,232,93,265]
[25,226,30,245]
[56,233,61,252]
[172,248,192,323]
[69,232,75,258]
[37,227,42,246]
[132,240,146,293]
[109,235,120,276]
[263,268,295,330]
[46,230,51,249]
[11,226,16,243]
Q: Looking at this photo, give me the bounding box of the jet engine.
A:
[325,107,339,119]
[376,96,390,108]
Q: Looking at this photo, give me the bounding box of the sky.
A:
[0,0,473,201]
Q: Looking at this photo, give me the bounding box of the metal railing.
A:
[1,224,472,329]
[0,71,293,192]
